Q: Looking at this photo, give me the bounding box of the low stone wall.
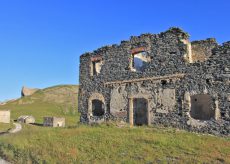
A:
[0,111,10,124]
[43,117,65,127]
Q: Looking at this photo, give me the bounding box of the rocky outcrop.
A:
[21,86,39,97]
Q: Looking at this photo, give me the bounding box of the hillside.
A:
[0,85,79,125]
[0,85,229,163]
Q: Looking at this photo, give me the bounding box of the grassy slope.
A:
[0,85,79,125]
[0,125,230,163]
[0,123,13,132]
[0,85,229,163]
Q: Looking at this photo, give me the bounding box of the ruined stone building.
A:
[78,28,230,135]
[17,115,35,124]
[43,117,65,127]
[0,110,10,123]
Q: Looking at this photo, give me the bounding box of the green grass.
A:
[0,85,79,125]
[0,123,13,132]
[0,124,229,163]
[0,84,229,163]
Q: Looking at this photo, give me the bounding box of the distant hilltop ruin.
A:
[21,86,39,97]
[78,27,230,135]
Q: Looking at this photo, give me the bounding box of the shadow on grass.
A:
[0,131,8,135]
[31,123,43,127]
[0,128,12,136]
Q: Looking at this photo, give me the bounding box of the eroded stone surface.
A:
[110,86,127,117]
[0,111,10,123]
[191,38,217,62]
[43,117,65,127]
[78,27,230,135]
[21,86,39,97]
[157,88,176,112]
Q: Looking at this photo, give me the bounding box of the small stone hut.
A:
[17,115,35,124]
[43,117,65,127]
[0,110,10,123]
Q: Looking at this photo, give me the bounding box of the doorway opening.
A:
[92,100,105,116]
[133,98,148,125]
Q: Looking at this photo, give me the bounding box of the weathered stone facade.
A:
[43,117,65,127]
[17,115,35,124]
[78,27,230,135]
[0,110,10,123]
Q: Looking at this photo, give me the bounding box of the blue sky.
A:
[0,0,230,101]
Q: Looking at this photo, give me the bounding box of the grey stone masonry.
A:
[43,117,65,127]
[78,27,230,135]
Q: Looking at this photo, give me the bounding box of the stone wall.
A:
[17,115,35,124]
[43,117,65,127]
[0,111,10,123]
[78,27,230,135]
[191,38,218,62]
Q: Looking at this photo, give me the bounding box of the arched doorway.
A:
[92,100,105,116]
[88,93,105,117]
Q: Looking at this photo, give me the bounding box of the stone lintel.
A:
[104,74,185,86]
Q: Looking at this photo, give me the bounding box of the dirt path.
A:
[0,159,10,164]
[9,123,22,134]
[0,123,22,164]
[0,123,22,135]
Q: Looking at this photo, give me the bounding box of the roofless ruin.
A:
[78,27,230,135]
